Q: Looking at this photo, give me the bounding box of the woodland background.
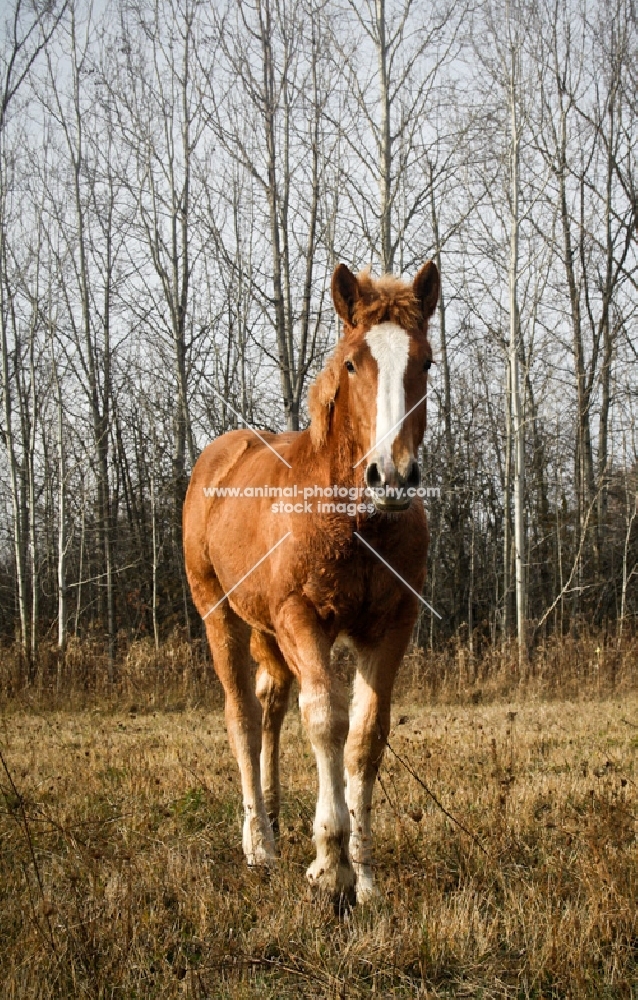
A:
[0,0,637,692]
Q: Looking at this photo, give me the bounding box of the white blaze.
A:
[365,322,409,465]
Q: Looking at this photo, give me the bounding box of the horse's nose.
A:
[365,458,420,490]
[405,458,421,489]
[365,462,382,489]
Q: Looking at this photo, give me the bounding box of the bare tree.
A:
[0,0,637,667]
[465,0,535,662]
[332,0,462,273]
[38,2,125,675]
[505,0,527,666]
[207,0,338,430]
[0,0,68,659]
[533,0,637,610]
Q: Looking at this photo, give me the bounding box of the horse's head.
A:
[309,262,439,512]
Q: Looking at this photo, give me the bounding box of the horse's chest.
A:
[303,564,368,620]
[302,541,419,629]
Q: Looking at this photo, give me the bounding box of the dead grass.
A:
[2,624,636,713]
[1,689,637,998]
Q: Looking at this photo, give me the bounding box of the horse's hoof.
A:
[246,850,276,869]
[333,884,357,917]
[243,814,277,867]
[353,869,377,903]
[244,839,277,868]
[306,859,356,914]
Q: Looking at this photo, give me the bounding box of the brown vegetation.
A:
[1,633,638,997]
[1,625,637,712]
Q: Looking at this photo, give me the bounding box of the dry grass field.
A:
[1,679,637,998]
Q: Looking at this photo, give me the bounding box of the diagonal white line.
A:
[353,389,429,469]
[354,531,442,619]
[202,532,291,620]
[207,383,292,469]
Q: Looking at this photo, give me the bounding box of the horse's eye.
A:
[423,359,432,372]
[345,360,356,374]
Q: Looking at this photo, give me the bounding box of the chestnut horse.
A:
[183,261,439,903]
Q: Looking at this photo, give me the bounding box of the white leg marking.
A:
[346,769,377,901]
[345,667,390,901]
[299,689,354,896]
[227,717,276,866]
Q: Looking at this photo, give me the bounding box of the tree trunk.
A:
[257,0,295,429]
[503,323,512,642]
[51,328,67,654]
[507,7,527,668]
[376,0,392,272]
[27,305,38,666]
[0,253,28,655]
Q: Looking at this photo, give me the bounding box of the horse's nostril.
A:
[365,463,382,488]
[406,460,420,489]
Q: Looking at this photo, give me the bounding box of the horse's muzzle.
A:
[365,459,420,512]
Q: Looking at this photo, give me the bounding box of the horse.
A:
[183,260,439,903]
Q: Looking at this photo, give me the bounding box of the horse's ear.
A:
[413,261,439,320]
[308,350,341,449]
[332,263,360,325]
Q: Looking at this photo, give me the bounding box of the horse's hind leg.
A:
[252,631,293,835]
[202,598,276,866]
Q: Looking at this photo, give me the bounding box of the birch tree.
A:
[534,0,637,606]
[38,3,126,676]
[207,0,333,431]
[505,0,527,665]
[0,0,68,659]
[464,0,536,661]
[333,0,463,274]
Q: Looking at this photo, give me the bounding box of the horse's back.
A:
[189,429,255,492]
[188,428,300,492]
[183,427,301,611]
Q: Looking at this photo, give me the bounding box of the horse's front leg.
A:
[345,614,415,901]
[275,598,355,904]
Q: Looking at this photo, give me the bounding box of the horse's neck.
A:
[296,413,366,489]
[323,427,365,490]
